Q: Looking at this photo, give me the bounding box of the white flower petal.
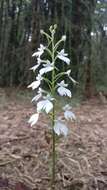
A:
[28,81,40,90]
[57,86,71,97]
[28,113,39,126]
[64,110,76,121]
[37,100,53,113]
[54,121,68,136]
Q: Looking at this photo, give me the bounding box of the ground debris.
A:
[0,90,107,189]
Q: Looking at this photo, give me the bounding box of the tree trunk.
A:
[31,0,41,52]
[71,0,84,81]
[84,0,96,98]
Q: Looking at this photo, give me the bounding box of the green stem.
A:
[51,31,56,190]
[51,106,55,190]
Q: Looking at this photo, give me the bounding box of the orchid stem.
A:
[51,106,56,190]
[51,27,56,190]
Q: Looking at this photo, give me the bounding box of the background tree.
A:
[0,0,107,98]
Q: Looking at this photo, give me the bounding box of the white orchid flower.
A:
[28,74,43,90]
[57,49,70,65]
[30,58,41,72]
[64,110,76,121]
[39,61,54,75]
[32,44,45,58]
[57,80,72,98]
[28,81,40,90]
[37,95,53,113]
[63,104,76,121]
[54,121,68,136]
[28,113,39,126]
[32,87,48,102]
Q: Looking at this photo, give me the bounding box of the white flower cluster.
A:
[28,26,76,137]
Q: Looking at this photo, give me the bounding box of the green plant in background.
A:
[28,25,76,190]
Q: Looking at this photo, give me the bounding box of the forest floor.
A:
[0,88,107,190]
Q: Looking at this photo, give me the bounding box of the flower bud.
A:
[40,29,44,34]
[61,35,66,41]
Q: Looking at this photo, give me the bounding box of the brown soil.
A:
[0,88,107,190]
